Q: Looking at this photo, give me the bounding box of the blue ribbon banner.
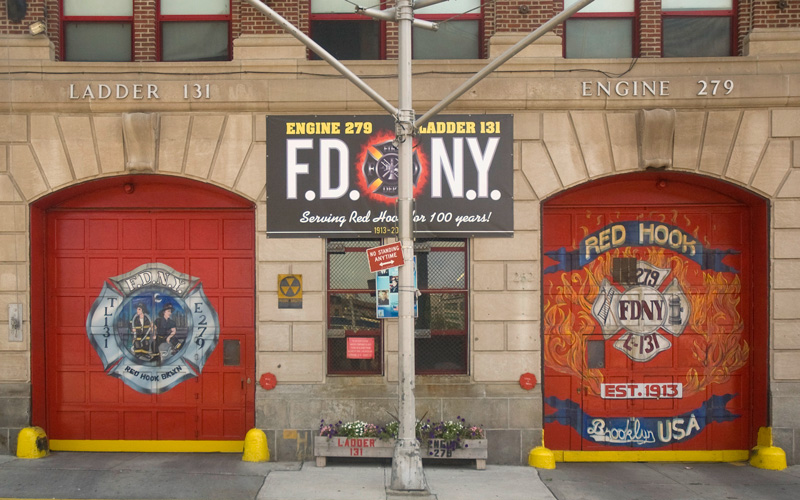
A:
[545,394,739,448]
[544,221,739,275]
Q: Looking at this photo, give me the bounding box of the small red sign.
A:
[259,373,277,391]
[519,373,537,391]
[366,242,405,273]
[346,337,375,359]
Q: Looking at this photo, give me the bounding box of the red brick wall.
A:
[639,0,660,57]
[1,0,46,35]
[3,1,800,61]
[134,1,156,61]
[753,0,800,28]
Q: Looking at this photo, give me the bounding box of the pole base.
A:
[749,427,787,471]
[390,438,429,492]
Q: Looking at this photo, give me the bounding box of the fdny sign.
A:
[86,263,220,394]
[266,115,513,238]
[592,260,691,362]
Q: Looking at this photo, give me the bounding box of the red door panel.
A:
[543,175,763,454]
[45,207,255,442]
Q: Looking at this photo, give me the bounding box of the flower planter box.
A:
[313,436,487,469]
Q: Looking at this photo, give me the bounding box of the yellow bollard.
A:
[16,427,50,459]
[242,428,269,462]
[750,427,787,471]
[528,429,556,469]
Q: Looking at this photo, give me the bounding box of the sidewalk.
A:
[0,452,553,500]
[1,452,800,500]
[258,461,553,500]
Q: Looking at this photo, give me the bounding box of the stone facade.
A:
[2,7,800,464]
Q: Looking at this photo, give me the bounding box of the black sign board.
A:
[266,115,513,238]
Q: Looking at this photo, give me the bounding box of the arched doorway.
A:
[30,175,256,451]
[542,172,768,460]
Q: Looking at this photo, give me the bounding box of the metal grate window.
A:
[415,240,468,374]
[326,239,468,375]
[327,239,382,375]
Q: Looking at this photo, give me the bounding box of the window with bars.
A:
[326,239,468,376]
[563,0,636,59]
[60,0,232,62]
[327,240,383,375]
[309,0,483,60]
[414,240,469,374]
[662,0,734,57]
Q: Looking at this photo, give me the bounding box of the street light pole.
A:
[390,0,427,491]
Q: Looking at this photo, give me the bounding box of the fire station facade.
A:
[2,1,800,465]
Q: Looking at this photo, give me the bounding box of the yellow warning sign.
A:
[278,274,302,309]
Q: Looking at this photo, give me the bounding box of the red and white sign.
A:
[601,382,682,399]
[366,242,404,273]
[346,337,375,359]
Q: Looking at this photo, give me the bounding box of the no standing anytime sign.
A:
[366,242,405,273]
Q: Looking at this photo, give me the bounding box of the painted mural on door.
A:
[543,190,756,452]
[37,178,256,444]
[86,263,220,394]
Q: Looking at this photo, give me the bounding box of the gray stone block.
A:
[508,398,541,429]
[0,398,30,427]
[288,399,324,429]
[486,429,521,465]
[771,397,800,427]
[0,428,9,455]
[520,428,543,464]
[350,399,398,425]
[256,399,290,429]
[415,399,443,423]
[441,399,509,428]
[0,383,31,398]
[773,427,795,465]
[275,429,314,462]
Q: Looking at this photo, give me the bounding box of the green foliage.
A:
[320,416,485,451]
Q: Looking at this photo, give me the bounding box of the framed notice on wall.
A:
[265,115,513,238]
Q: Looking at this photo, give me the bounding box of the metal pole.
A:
[241,0,595,490]
[240,0,398,116]
[415,0,596,127]
[390,0,427,491]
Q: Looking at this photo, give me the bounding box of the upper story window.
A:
[662,0,734,57]
[310,0,483,60]
[60,0,232,62]
[564,0,636,59]
[310,0,384,60]
[62,0,133,62]
[159,0,232,61]
[413,0,482,59]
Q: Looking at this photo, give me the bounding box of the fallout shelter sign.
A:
[265,115,513,238]
[86,263,220,394]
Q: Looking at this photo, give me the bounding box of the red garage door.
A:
[542,173,767,458]
[33,177,255,446]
